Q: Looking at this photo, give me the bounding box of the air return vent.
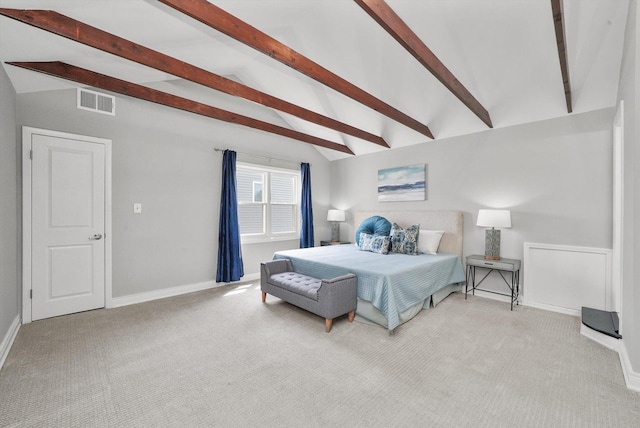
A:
[77,88,115,115]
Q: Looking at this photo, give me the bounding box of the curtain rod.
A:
[214,148,309,167]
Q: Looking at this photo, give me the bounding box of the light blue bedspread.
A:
[273,245,466,331]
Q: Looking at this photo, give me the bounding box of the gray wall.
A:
[16,88,331,298]
[331,108,614,294]
[0,64,19,339]
[617,0,639,373]
[4,22,637,378]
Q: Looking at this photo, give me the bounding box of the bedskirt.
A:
[355,283,463,329]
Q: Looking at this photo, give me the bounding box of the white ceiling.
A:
[0,0,629,160]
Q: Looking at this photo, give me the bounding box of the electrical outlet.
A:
[133,203,142,214]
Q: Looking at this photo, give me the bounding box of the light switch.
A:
[133,203,142,214]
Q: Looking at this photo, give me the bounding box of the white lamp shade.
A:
[327,209,346,222]
[477,209,511,228]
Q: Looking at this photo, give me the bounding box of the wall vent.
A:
[77,88,115,115]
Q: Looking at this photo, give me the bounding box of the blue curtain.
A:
[300,162,314,248]
[216,150,244,282]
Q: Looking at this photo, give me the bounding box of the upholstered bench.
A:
[260,259,357,333]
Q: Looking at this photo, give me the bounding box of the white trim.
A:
[612,100,624,324]
[618,341,640,392]
[241,236,300,245]
[580,322,640,394]
[237,162,301,244]
[522,242,612,316]
[579,324,620,352]
[104,141,113,308]
[22,127,113,323]
[525,301,581,317]
[22,130,31,323]
[0,316,21,370]
[110,273,260,308]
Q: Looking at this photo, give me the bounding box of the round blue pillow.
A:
[355,216,392,246]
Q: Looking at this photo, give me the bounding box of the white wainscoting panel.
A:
[523,243,612,316]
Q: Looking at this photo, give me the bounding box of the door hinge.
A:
[29,149,33,160]
[30,289,32,299]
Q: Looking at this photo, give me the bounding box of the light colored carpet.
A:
[1,284,639,427]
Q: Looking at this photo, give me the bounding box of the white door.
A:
[30,133,106,321]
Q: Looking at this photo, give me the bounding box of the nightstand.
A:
[465,255,521,310]
[320,241,351,246]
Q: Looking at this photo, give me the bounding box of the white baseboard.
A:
[580,324,620,351]
[0,315,21,370]
[618,341,640,392]
[523,299,580,317]
[522,294,640,393]
[578,320,640,393]
[109,273,260,308]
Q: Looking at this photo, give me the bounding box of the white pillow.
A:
[418,230,445,255]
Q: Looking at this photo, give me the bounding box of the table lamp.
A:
[477,209,511,260]
[327,209,345,242]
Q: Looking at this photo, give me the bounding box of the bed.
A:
[273,210,466,332]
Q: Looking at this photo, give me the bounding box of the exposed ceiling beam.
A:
[551,0,572,113]
[8,61,354,155]
[0,9,385,149]
[157,0,434,139]
[354,0,492,128]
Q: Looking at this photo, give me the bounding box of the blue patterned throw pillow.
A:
[359,232,390,255]
[390,223,420,255]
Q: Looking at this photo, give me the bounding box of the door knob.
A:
[89,234,103,240]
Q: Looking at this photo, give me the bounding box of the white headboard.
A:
[354,210,463,260]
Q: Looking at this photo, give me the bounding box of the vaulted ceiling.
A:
[0,0,629,160]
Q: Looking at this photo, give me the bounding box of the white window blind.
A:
[237,169,265,235]
[237,163,300,242]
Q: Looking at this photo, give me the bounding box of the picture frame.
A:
[377,164,426,202]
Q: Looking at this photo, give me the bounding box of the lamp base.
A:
[330,222,340,242]
[484,228,501,260]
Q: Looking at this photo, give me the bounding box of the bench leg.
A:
[325,318,333,333]
[348,310,355,323]
[261,291,267,303]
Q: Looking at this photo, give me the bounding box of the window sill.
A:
[241,235,300,245]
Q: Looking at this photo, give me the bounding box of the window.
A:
[237,163,300,243]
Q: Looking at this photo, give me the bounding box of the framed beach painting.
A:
[378,164,426,202]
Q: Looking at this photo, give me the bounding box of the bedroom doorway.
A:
[22,127,112,323]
